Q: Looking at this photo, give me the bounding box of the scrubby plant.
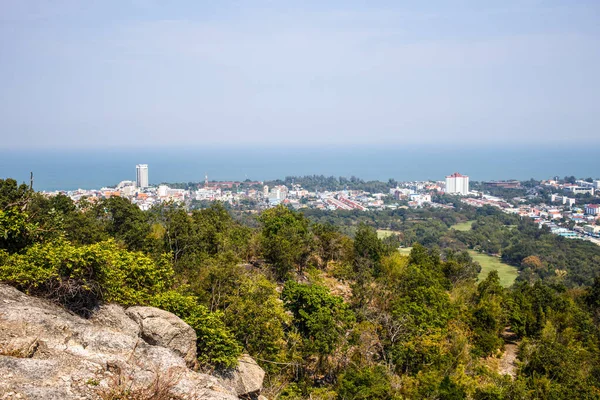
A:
[0,239,173,315]
[0,239,242,368]
[151,290,241,369]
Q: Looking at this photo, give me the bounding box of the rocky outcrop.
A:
[90,303,141,337]
[126,306,198,368]
[216,354,266,399]
[0,284,239,399]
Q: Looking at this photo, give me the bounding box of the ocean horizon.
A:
[0,145,597,191]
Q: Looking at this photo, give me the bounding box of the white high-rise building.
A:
[445,172,469,195]
[136,164,149,188]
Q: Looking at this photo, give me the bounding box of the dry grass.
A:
[97,367,183,400]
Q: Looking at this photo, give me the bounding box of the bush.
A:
[282,281,354,357]
[337,365,395,400]
[0,239,173,314]
[151,290,241,369]
[0,239,242,368]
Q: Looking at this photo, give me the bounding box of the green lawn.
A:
[377,229,398,239]
[398,247,413,255]
[468,250,518,288]
[451,220,475,231]
[376,230,411,255]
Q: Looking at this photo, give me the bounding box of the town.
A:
[42,164,600,246]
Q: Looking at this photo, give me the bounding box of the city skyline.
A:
[1,144,598,192]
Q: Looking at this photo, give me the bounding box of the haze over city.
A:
[1,0,599,149]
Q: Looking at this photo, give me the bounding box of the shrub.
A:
[282,281,354,357]
[337,365,395,400]
[151,290,241,369]
[0,239,173,314]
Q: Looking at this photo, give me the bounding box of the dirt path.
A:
[498,327,519,378]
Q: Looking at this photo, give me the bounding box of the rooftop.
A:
[447,172,468,178]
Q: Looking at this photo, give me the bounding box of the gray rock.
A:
[217,354,266,398]
[126,306,198,368]
[0,284,238,400]
[90,304,140,337]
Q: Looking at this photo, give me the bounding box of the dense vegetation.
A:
[1,177,600,399]
[302,205,600,288]
[265,175,395,193]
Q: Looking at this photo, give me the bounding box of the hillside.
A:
[1,178,600,399]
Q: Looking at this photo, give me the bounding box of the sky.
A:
[1,0,599,149]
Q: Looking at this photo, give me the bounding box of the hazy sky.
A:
[1,0,599,149]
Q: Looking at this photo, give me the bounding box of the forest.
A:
[265,175,395,193]
[1,177,600,399]
[301,204,600,288]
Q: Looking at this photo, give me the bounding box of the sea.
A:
[0,145,597,192]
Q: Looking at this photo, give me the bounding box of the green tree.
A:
[337,365,395,400]
[282,281,354,361]
[259,205,312,280]
[95,196,150,251]
[223,274,289,368]
[353,223,385,273]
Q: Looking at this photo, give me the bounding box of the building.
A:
[445,172,469,195]
[551,194,576,207]
[567,186,594,195]
[585,204,600,216]
[409,193,432,206]
[483,180,521,189]
[266,185,289,205]
[583,225,600,236]
[549,226,579,238]
[136,164,149,189]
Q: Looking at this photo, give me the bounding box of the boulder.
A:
[126,306,197,368]
[90,303,140,337]
[0,284,238,400]
[216,354,266,398]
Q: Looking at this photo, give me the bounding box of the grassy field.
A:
[377,230,412,256]
[468,250,518,287]
[390,244,516,286]
[451,220,476,231]
[376,229,398,239]
[398,247,413,255]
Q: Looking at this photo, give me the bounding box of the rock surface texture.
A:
[0,284,254,400]
[216,355,266,399]
[126,306,198,368]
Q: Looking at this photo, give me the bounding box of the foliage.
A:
[0,239,172,314]
[2,178,600,396]
[282,281,354,358]
[265,175,393,193]
[94,196,151,251]
[353,223,386,274]
[151,291,241,368]
[222,274,290,367]
[470,271,506,356]
[0,206,38,252]
[337,365,397,400]
[259,205,312,280]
